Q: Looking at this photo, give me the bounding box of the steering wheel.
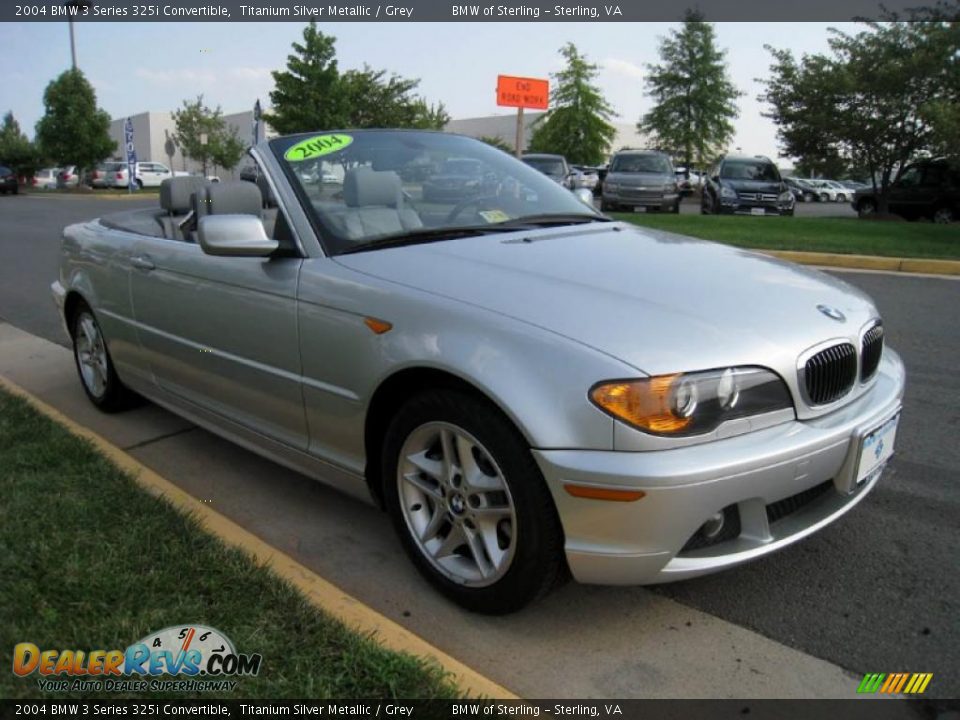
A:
[445,194,502,224]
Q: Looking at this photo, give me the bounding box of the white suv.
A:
[107,162,186,189]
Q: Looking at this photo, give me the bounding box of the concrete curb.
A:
[762,250,960,276]
[0,373,518,701]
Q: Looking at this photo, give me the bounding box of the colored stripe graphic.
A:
[858,673,932,694]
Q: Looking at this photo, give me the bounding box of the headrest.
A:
[343,167,401,208]
[205,181,263,216]
[160,176,206,214]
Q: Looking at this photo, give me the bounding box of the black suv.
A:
[0,165,18,195]
[853,160,959,223]
[702,155,794,216]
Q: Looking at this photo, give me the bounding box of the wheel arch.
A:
[63,289,91,338]
[362,366,529,507]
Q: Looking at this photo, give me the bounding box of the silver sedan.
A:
[52,130,905,613]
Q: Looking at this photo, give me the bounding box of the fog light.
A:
[700,512,725,540]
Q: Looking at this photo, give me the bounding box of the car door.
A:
[153,163,173,187]
[128,229,308,450]
[887,165,923,218]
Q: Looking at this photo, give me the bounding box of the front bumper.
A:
[604,190,679,211]
[535,349,905,585]
[51,280,69,339]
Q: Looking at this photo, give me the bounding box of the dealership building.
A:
[108,109,648,177]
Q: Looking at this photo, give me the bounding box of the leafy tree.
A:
[340,67,448,129]
[0,111,41,179]
[264,22,448,133]
[526,43,617,165]
[760,11,960,212]
[263,22,343,135]
[173,96,246,177]
[639,11,742,174]
[34,69,114,172]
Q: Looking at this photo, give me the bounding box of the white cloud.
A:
[229,67,273,81]
[134,68,218,85]
[602,57,645,82]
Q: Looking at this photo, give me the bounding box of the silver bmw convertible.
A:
[52,130,905,613]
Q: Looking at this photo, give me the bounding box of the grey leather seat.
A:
[329,167,423,241]
[159,176,206,240]
[188,181,265,242]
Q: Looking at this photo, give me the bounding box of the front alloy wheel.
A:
[383,390,565,613]
[932,207,955,224]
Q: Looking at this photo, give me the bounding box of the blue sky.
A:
[0,21,856,158]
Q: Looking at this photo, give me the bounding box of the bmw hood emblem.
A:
[817,304,846,322]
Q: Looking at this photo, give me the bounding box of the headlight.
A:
[720,185,737,200]
[590,367,793,436]
[778,190,794,202]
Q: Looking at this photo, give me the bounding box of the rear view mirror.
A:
[198,215,278,257]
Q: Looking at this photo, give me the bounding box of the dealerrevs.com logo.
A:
[13,625,262,693]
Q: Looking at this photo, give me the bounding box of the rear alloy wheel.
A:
[72,303,138,412]
[383,390,565,613]
[803,192,815,203]
[836,193,846,203]
[932,206,955,224]
[820,192,830,202]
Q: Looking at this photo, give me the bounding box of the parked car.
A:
[801,179,845,202]
[522,153,574,188]
[674,167,703,197]
[570,165,600,192]
[32,168,59,189]
[108,161,186,189]
[853,159,959,223]
[0,165,18,194]
[602,150,680,213]
[702,156,794,216]
[56,165,80,189]
[839,180,868,191]
[422,157,495,202]
[53,129,904,613]
[784,177,818,203]
[89,161,126,189]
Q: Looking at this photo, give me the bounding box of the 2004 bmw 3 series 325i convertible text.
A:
[52,130,905,613]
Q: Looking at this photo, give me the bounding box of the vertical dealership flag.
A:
[253,99,262,146]
[124,117,137,194]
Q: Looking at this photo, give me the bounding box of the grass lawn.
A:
[613,214,960,260]
[0,389,461,700]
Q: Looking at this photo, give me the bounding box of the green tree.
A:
[526,43,617,165]
[639,11,742,173]
[172,96,245,178]
[263,22,343,135]
[34,69,114,172]
[340,66,449,129]
[264,23,447,134]
[760,12,960,212]
[0,111,41,179]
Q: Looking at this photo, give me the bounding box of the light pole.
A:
[64,1,93,70]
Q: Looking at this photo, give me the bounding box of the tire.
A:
[858,199,877,219]
[836,193,846,203]
[932,206,955,224]
[819,192,830,202]
[803,192,814,203]
[671,202,681,214]
[382,389,566,614]
[71,302,138,412]
[135,179,144,190]
[12,185,18,195]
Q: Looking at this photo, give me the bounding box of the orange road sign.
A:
[496,75,549,110]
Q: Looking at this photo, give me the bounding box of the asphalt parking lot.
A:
[0,192,956,698]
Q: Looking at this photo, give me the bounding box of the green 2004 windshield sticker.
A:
[284,133,353,161]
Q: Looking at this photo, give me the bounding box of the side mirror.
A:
[573,188,594,206]
[198,215,278,257]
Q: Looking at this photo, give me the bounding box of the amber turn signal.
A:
[590,375,693,434]
[363,317,393,335]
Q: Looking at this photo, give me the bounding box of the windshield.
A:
[610,154,673,174]
[721,160,780,182]
[271,130,599,255]
[523,157,566,176]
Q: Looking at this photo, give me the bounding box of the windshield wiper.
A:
[492,213,611,228]
[338,225,521,254]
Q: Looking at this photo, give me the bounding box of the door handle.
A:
[130,255,155,271]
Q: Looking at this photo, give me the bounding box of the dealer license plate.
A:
[751,207,765,216]
[856,412,900,486]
